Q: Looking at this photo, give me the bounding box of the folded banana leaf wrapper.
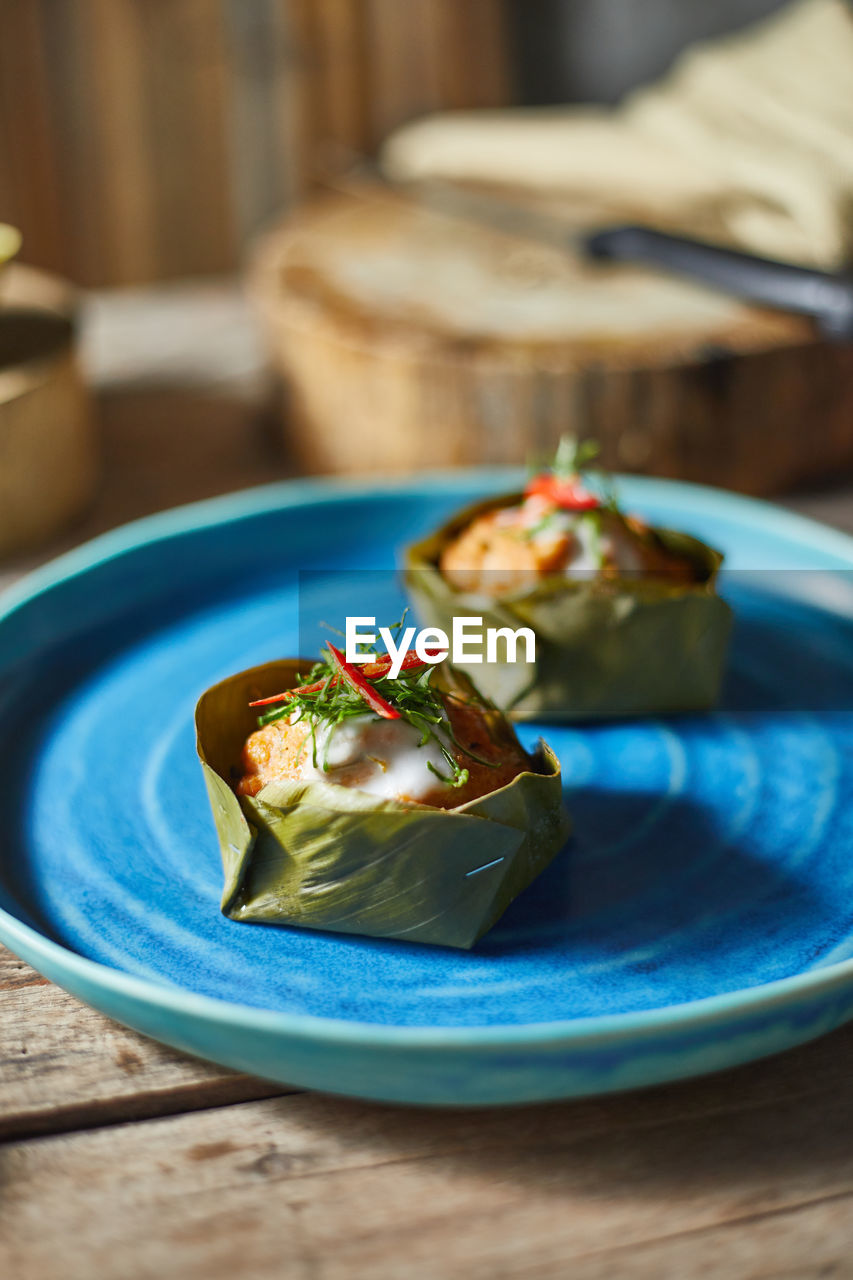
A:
[195,660,570,949]
[404,494,732,722]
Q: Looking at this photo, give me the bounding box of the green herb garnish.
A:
[257,618,497,789]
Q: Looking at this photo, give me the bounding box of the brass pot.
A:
[0,249,97,557]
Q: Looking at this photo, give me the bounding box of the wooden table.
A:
[3,284,853,1279]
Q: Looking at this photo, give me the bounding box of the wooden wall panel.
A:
[0,0,510,286]
[221,0,305,241]
[0,0,66,274]
[135,0,237,278]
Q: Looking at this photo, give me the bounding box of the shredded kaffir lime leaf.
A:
[257,614,495,788]
[553,434,600,477]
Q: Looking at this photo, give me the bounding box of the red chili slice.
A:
[249,676,336,707]
[249,647,444,708]
[525,472,600,511]
[327,643,400,720]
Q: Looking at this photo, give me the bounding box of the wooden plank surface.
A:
[0,947,290,1142]
[5,1027,853,1279]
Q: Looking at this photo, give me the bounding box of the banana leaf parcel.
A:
[404,494,732,722]
[196,660,570,949]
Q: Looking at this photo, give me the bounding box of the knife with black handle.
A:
[585,225,853,341]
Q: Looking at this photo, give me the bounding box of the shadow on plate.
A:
[480,785,827,971]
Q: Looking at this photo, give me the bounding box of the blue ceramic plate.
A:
[1,473,853,1106]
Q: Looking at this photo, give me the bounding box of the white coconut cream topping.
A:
[296,713,450,802]
[507,497,647,577]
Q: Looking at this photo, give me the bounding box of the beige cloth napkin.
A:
[382,0,853,269]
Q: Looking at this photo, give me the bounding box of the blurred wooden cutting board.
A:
[250,186,853,494]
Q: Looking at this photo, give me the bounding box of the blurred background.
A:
[1,0,796,285]
[0,0,851,567]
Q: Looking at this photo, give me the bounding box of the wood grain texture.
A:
[0,0,509,285]
[0,0,65,276]
[0,947,290,1142]
[5,1026,853,1279]
[222,0,305,241]
[0,948,50,991]
[289,0,509,159]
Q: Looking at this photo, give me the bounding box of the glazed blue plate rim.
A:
[2,468,853,1053]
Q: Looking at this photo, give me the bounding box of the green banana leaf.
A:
[195,659,571,950]
[404,493,733,721]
